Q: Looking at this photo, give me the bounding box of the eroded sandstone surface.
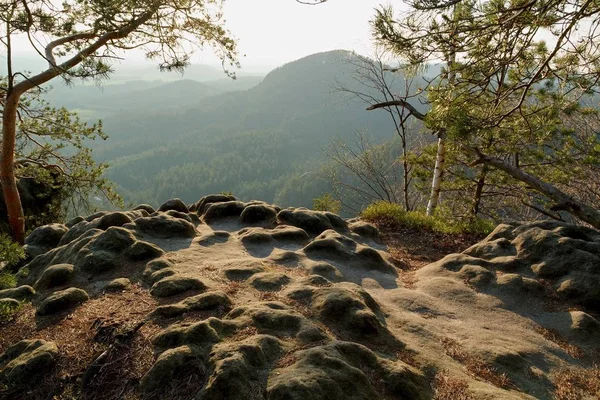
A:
[0,195,598,399]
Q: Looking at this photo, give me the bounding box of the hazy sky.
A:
[9,0,388,73]
[207,0,387,70]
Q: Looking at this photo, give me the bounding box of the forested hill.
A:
[73,50,420,209]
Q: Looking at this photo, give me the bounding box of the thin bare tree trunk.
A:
[426,135,446,215]
[427,5,457,216]
[470,164,488,217]
[1,93,25,244]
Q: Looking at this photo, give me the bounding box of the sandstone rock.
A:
[349,221,379,239]
[0,285,35,301]
[25,223,68,249]
[75,250,118,274]
[152,291,232,318]
[0,339,58,384]
[65,216,84,228]
[37,287,89,315]
[323,211,349,232]
[224,265,266,281]
[85,211,108,222]
[88,227,136,253]
[135,214,197,238]
[96,212,132,231]
[58,220,93,246]
[140,345,202,393]
[193,194,236,214]
[34,264,74,290]
[152,317,229,350]
[268,341,427,400]
[158,198,189,213]
[277,208,333,235]
[132,204,156,214]
[126,240,164,261]
[240,204,277,224]
[143,259,175,282]
[104,278,131,292]
[198,335,282,399]
[151,275,207,297]
[306,262,343,282]
[203,201,247,222]
[270,226,311,243]
[164,210,194,223]
[249,272,291,291]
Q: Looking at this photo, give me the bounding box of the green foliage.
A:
[0,300,22,322]
[0,273,17,291]
[0,233,25,268]
[371,0,600,224]
[313,193,341,214]
[1,78,123,228]
[361,201,494,235]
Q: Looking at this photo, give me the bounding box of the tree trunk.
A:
[426,136,446,216]
[403,155,411,211]
[1,92,25,244]
[470,164,488,217]
[426,6,457,217]
[478,152,600,229]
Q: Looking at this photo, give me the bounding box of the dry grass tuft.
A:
[433,371,473,400]
[553,366,600,400]
[534,326,585,359]
[440,337,514,389]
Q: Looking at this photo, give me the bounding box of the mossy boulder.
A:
[158,198,189,213]
[140,345,202,393]
[25,223,68,249]
[135,215,197,238]
[349,221,379,239]
[152,291,232,318]
[224,265,266,281]
[203,201,247,222]
[104,278,131,292]
[75,250,118,275]
[126,240,164,261]
[132,204,156,214]
[193,194,237,214]
[249,272,291,291]
[277,208,333,235]
[96,212,132,231]
[34,264,74,290]
[37,287,89,315]
[240,204,278,224]
[0,339,59,385]
[268,341,428,400]
[0,285,35,301]
[150,275,207,297]
[88,227,136,253]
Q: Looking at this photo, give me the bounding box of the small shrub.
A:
[361,201,494,235]
[313,193,342,214]
[0,272,17,290]
[0,299,22,321]
[0,233,25,266]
